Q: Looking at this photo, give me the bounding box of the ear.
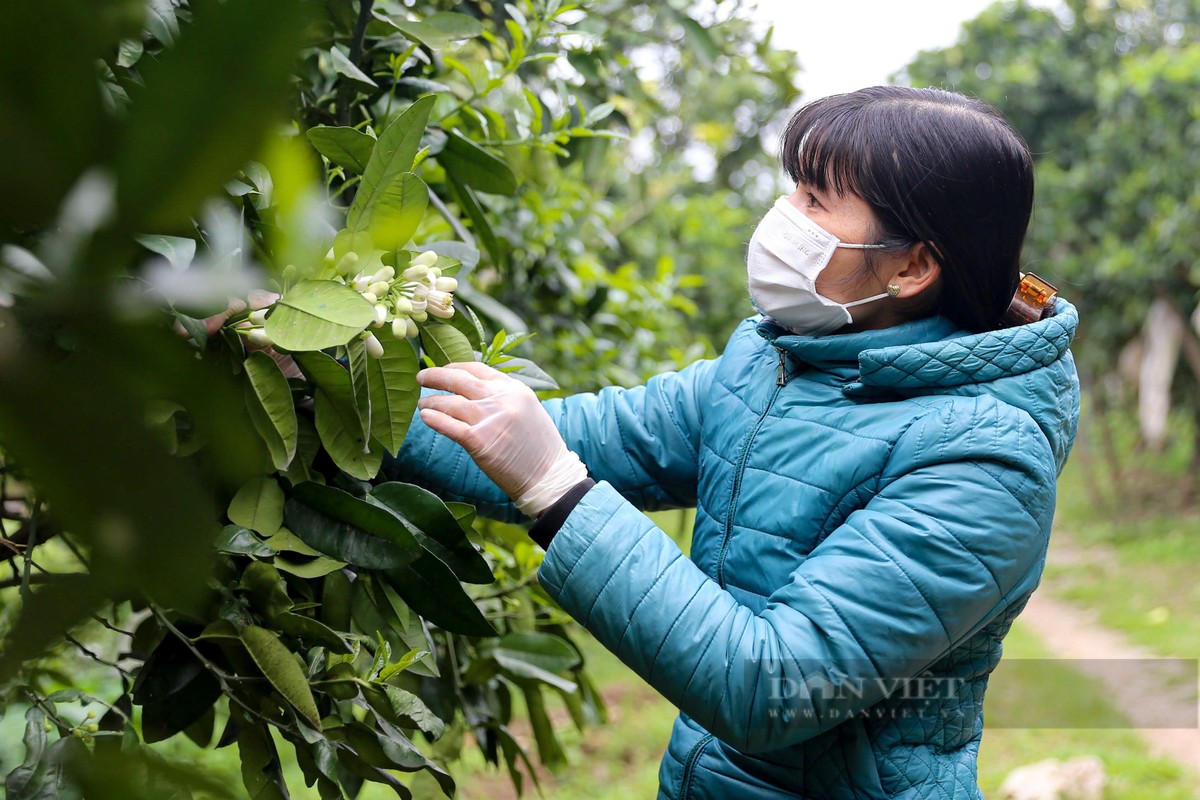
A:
[890,242,940,298]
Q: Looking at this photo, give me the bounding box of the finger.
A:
[417,393,488,425]
[419,408,474,447]
[247,289,281,310]
[443,361,509,381]
[417,366,492,399]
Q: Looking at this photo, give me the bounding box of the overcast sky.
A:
[747,0,1014,99]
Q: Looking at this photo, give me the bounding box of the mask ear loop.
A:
[830,242,894,308]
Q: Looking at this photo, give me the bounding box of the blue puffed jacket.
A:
[388,299,1081,799]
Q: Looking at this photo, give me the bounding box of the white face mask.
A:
[747,196,891,336]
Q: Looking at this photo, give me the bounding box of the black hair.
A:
[780,86,1034,332]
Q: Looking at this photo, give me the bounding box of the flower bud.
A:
[352,274,370,292]
[411,310,428,323]
[434,277,458,293]
[413,250,439,268]
[368,281,391,297]
[372,266,395,283]
[362,292,377,304]
[393,296,413,315]
[363,332,385,359]
[374,304,388,328]
[391,317,408,339]
[334,252,360,276]
[247,329,273,347]
[249,308,269,326]
[406,318,420,338]
[403,265,429,282]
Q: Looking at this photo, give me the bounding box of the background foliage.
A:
[0,1,797,798]
[899,0,1200,473]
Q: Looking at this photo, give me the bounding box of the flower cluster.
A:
[338,250,458,357]
[235,250,459,359]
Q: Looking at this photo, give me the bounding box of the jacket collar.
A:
[756,298,1078,392]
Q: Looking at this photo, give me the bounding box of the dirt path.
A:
[1021,534,1200,782]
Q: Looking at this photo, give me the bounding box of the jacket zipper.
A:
[679,733,714,799]
[714,347,789,588]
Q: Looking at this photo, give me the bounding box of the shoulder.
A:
[884,394,1058,517]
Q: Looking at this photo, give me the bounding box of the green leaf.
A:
[293,482,421,555]
[136,234,197,271]
[216,525,277,557]
[294,352,383,479]
[345,337,373,444]
[227,477,285,536]
[329,46,377,87]
[132,631,222,743]
[284,496,415,570]
[425,11,485,40]
[282,416,321,487]
[382,562,495,637]
[6,708,47,799]
[239,561,294,622]
[322,570,353,632]
[523,684,567,769]
[116,0,315,231]
[368,483,493,584]
[439,130,518,195]
[495,631,581,673]
[233,709,289,800]
[584,101,616,127]
[306,126,376,174]
[263,527,321,556]
[266,280,375,352]
[365,334,420,455]
[241,625,321,728]
[447,172,505,267]
[419,322,474,366]
[365,172,430,252]
[244,351,298,470]
[347,96,436,243]
[386,18,450,48]
[384,685,445,740]
[496,356,559,391]
[273,555,349,579]
[446,300,485,351]
[276,612,352,653]
[677,13,720,65]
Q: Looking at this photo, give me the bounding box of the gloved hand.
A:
[416,362,589,517]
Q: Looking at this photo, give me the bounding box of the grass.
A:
[1048,404,1200,659]
[979,623,1194,799]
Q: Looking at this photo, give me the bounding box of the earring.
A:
[886,284,902,298]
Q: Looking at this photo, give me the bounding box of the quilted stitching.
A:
[856,300,1076,389]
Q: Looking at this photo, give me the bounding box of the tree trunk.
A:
[1137,297,1184,451]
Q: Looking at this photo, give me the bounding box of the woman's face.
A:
[783,182,886,305]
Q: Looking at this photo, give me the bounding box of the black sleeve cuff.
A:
[528,478,596,551]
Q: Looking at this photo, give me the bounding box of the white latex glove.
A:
[416,362,588,517]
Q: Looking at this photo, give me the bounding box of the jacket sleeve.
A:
[535,396,1058,753]
[381,356,718,521]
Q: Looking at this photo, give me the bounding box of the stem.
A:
[427,187,475,247]
[150,607,292,735]
[475,577,537,601]
[337,0,377,127]
[64,632,132,676]
[0,572,66,591]
[20,501,38,601]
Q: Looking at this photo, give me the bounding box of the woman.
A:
[388,86,1080,799]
